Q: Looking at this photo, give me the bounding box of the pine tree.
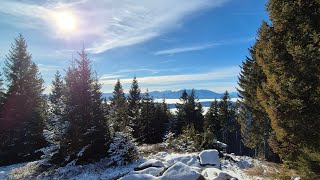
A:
[49,71,65,116]
[127,76,141,138]
[0,72,5,106]
[47,71,67,145]
[108,79,129,133]
[254,0,320,177]
[0,34,47,166]
[218,91,239,153]
[53,49,110,165]
[204,98,221,140]
[139,89,156,143]
[237,47,277,161]
[175,89,204,134]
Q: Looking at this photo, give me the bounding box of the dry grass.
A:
[138,143,171,156]
[244,160,300,179]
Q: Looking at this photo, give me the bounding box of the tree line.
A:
[0,35,243,167]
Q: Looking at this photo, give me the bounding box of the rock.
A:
[161,162,201,180]
[165,154,200,167]
[131,167,164,176]
[120,174,157,180]
[135,159,165,171]
[201,168,235,180]
[199,149,220,167]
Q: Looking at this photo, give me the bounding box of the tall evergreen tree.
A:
[47,71,66,144]
[204,98,221,140]
[0,34,47,166]
[108,79,129,133]
[175,89,204,134]
[0,72,5,106]
[53,49,110,165]
[237,47,277,161]
[218,91,239,153]
[127,76,141,138]
[254,0,320,177]
[139,90,156,143]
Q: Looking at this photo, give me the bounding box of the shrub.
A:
[108,132,138,166]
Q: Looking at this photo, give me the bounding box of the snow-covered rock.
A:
[164,153,199,167]
[161,162,201,180]
[199,149,220,167]
[121,174,157,180]
[132,167,164,176]
[201,167,234,180]
[137,159,165,170]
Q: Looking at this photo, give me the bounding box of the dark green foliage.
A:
[204,98,221,140]
[108,79,129,133]
[175,89,204,135]
[237,0,320,176]
[237,47,278,161]
[54,49,110,165]
[138,90,168,144]
[218,91,239,153]
[128,76,141,138]
[0,73,5,106]
[0,35,47,166]
[49,71,65,116]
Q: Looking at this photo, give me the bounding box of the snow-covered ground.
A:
[0,149,287,180]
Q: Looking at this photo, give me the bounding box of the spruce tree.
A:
[237,47,277,160]
[218,91,239,153]
[46,71,67,145]
[127,76,141,138]
[139,90,156,143]
[108,79,129,133]
[175,89,204,134]
[254,0,320,177]
[204,98,221,140]
[0,72,4,106]
[0,34,47,166]
[53,49,110,165]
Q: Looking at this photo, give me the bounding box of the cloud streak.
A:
[154,43,219,55]
[100,66,239,85]
[0,0,229,53]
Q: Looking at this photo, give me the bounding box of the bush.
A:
[108,132,138,166]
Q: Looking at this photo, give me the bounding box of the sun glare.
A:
[54,11,77,34]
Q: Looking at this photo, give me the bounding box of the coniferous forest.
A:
[0,0,319,179]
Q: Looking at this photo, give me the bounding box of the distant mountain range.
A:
[102,89,238,99]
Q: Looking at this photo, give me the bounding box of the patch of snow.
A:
[131,167,164,176]
[199,149,220,167]
[164,153,200,167]
[138,159,165,169]
[121,174,157,180]
[161,162,201,180]
[201,167,235,180]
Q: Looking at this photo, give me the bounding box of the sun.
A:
[54,11,77,33]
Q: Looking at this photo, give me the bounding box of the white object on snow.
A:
[164,153,199,167]
[199,149,220,167]
[201,167,234,180]
[138,159,165,169]
[121,174,157,180]
[131,167,164,176]
[160,162,201,180]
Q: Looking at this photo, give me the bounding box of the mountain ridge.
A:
[103,89,238,99]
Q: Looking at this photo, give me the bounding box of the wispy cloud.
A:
[100,66,239,86]
[100,66,240,93]
[0,0,229,53]
[154,43,219,55]
[38,64,61,72]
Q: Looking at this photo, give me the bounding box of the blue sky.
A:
[0,0,268,93]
